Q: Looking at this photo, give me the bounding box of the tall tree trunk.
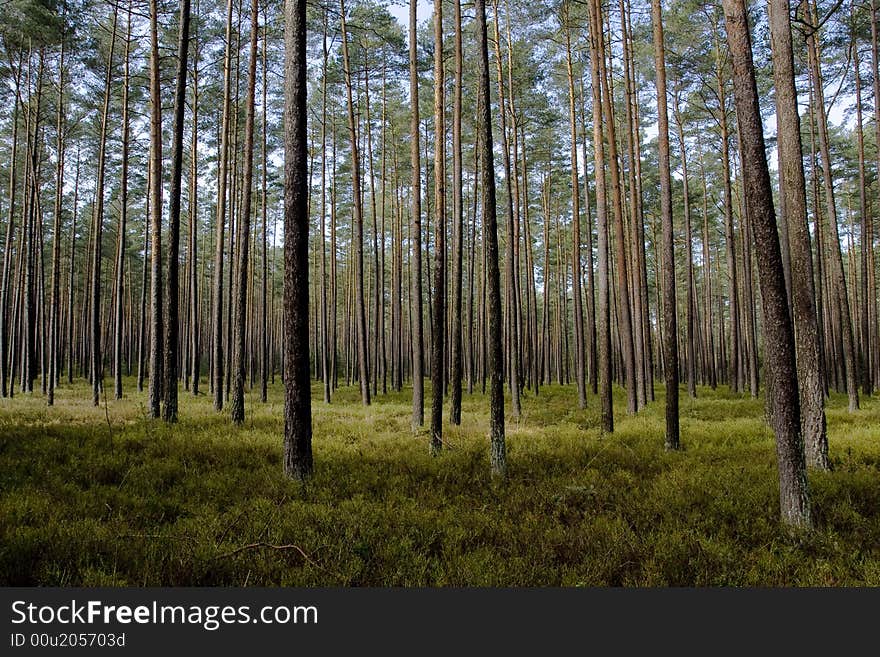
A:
[48,37,65,406]
[189,11,201,397]
[853,32,872,397]
[319,9,330,404]
[491,0,521,419]
[871,0,880,388]
[563,13,586,410]
[113,9,131,401]
[652,0,679,450]
[162,0,191,422]
[283,0,312,481]
[147,0,164,418]
[231,0,258,425]
[66,148,80,385]
[673,91,696,399]
[91,12,117,406]
[722,0,811,527]
[430,0,446,454]
[137,172,150,393]
[805,0,859,412]
[340,0,370,406]
[714,27,741,394]
[409,0,424,428]
[212,0,234,412]
[449,0,464,425]
[475,0,506,478]
[597,0,637,415]
[587,0,613,432]
[0,54,21,398]
[769,0,828,469]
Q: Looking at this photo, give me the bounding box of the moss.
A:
[0,379,878,585]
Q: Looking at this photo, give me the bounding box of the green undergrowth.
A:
[1,378,878,586]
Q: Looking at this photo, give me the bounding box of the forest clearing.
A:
[2,380,878,586]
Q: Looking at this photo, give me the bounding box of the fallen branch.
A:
[212,541,327,575]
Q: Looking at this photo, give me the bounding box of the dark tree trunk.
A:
[282,0,312,481]
[113,10,131,402]
[212,0,234,412]
[230,0,258,425]
[409,0,424,429]
[449,0,464,426]
[48,37,65,406]
[475,0,506,478]
[92,11,117,406]
[189,17,201,397]
[162,0,191,423]
[430,0,446,454]
[147,0,164,418]
[652,0,680,450]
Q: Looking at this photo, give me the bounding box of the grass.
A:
[1,376,878,586]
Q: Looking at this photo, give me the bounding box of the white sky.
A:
[387,1,433,29]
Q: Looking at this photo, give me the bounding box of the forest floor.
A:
[1,378,879,586]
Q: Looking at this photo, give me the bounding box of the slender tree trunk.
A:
[769,0,828,469]
[147,0,164,418]
[283,0,312,481]
[714,30,741,394]
[213,0,234,412]
[66,148,80,385]
[231,0,258,425]
[805,0,859,412]
[652,0,679,449]
[162,0,191,422]
[137,172,149,393]
[475,0,506,478]
[430,0,446,454]
[597,0,637,415]
[189,13,201,396]
[491,0,521,419]
[853,34,872,397]
[48,37,65,406]
[0,54,21,398]
[409,0,424,428]
[450,0,464,426]
[587,0,613,432]
[871,0,880,388]
[340,0,370,406]
[91,11,117,406]
[563,16,586,410]
[673,92,696,399]
[319,9,330,404]
[113,10,131,401]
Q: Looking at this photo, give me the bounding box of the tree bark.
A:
[230,0,258,425]
[147,0,164,418]
[652,0,680,449]
[430,0,446,454]
[722,0,811,527]
[91,9,118,406]
[163,0,191,423]
[409,0,424,429]
[283,0,312,481]
[212,0,234,412]
[474,0,506,478]
[769,0,828,469]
